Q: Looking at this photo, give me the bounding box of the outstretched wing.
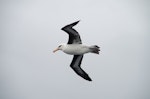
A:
[61,21,82,44]
[70,55,92,81]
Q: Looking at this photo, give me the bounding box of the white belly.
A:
[63,44,90,55]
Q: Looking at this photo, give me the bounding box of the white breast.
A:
[62,44,90,55]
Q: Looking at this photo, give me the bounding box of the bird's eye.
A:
[58,45,62,47]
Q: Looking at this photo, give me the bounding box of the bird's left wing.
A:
[70,55,92,81]
[61,21,82,44]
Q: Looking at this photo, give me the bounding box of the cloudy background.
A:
[0,0,150,99]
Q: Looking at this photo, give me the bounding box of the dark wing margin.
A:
[70,55,92,81]
[61,21,82,44]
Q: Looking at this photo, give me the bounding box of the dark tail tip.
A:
[90,45,100,54]
[94,45,100,48]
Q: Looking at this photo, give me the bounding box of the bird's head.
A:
[53,43,66,53]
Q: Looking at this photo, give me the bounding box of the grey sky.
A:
[1,0,150,99]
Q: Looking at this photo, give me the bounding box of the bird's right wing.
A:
[70,55,92,81]
[61,21,82,44]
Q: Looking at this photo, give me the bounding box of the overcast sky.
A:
[0,0,150,99]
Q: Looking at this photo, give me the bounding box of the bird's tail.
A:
[89,45,100,54]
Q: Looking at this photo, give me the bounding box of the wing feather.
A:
[61,21,82,44]
[70,55,92,81]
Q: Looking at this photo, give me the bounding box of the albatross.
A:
[53,21,100,81]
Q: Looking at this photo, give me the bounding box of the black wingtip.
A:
[87,78,92,81]
[68,20,80,27]
[61,20,80,30]
[75,20,80,24]
[84,75,92,81]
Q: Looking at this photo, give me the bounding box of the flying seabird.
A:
[53,21,100,81]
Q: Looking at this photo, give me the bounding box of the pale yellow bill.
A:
[53,48,59,53]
